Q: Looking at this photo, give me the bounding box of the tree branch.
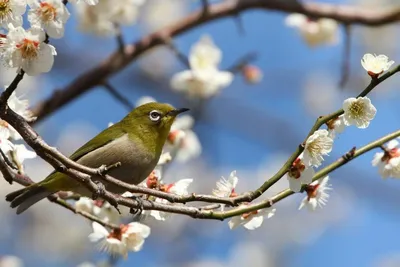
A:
[103,83,134,111]
[31,0,400,123]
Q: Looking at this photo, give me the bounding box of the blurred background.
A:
[1,0,400,266]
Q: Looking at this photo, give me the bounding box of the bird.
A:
[6,102,189,214]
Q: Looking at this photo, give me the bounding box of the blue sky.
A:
[2,1,400,266]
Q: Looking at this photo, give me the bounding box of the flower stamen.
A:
[16,39,40,60]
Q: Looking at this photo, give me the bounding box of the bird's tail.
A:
[5,183,54,214]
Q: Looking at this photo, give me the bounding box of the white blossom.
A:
[74,2,115,36]
[168,115,202,162]
[74,0,144,36]
[68,0,98,5]
[285,13,338,47]
[372,139,400,178]
[287,154,315,193]
[0,127,14,154]
[327,115,345,139]
[166,178,193,195]
[303,129,333,167]
[170,35,233,99]
[123,222,151,252]
[89,222,127,258]
[212,170,238,198]
[88,222,150,258]
[141,175,193,221]
[0,0,26,29]
[75,197,94,214]
[342,96,376,129]
[28,0,70,39]
[298,176,331,211]
[228,206,276,230]
[0,255,23,267]
[361,53,394,77]
[10,144,36,166]
[1,25,56,75]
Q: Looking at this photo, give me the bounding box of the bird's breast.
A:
[76,134,158,194]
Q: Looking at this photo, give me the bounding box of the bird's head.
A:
[123,102,189,150]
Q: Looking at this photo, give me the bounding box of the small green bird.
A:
[6,102,189,214]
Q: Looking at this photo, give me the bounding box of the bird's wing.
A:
[41,124,127,185]
[69,124,127,161]
[7,125,129,212]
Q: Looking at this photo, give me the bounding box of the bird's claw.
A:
[129,196,144,216]
[92,181,105,200]
[97,162,122,176]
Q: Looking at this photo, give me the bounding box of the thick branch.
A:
[31,0,400,122]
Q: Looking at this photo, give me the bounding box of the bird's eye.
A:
[149,110,161,122]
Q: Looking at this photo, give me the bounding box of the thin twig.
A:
[339,24,351,88]
[226,52,258,73]
[0,148,17,171]
[201,0,209,16]
[115,24,125,52]
[103,83,134,111]
[164,37,190,68]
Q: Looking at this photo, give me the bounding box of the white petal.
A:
[126,222,151,238]
[288,176,302,193]
[285,13,307,27]
[243,215,264,230]
[170,70,194,92]
[90,222,109,238]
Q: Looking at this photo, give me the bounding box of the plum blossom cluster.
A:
[284,53,393,213]
[125,170,193,221]
[0,0,73,75]
[76,166,193,257]
[201,53,395,231]
[0,90,36,173]
[0,0,146,76]
[73,0,145,36]
[285,13,339,47]
[212,171,276,230]
[170,35,234,99]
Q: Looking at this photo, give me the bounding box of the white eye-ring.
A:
[149,110,161,122]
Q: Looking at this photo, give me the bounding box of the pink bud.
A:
[242,65,263,84]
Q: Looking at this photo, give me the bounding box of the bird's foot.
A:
[97,162,121,176]
[92,181,106,200]
[128,196,144,216]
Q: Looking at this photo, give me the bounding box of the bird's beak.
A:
[167,108,190,117]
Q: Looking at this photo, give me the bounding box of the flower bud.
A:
[241,65,263,84]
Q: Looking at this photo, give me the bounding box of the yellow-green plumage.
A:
[6,102,188,214]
